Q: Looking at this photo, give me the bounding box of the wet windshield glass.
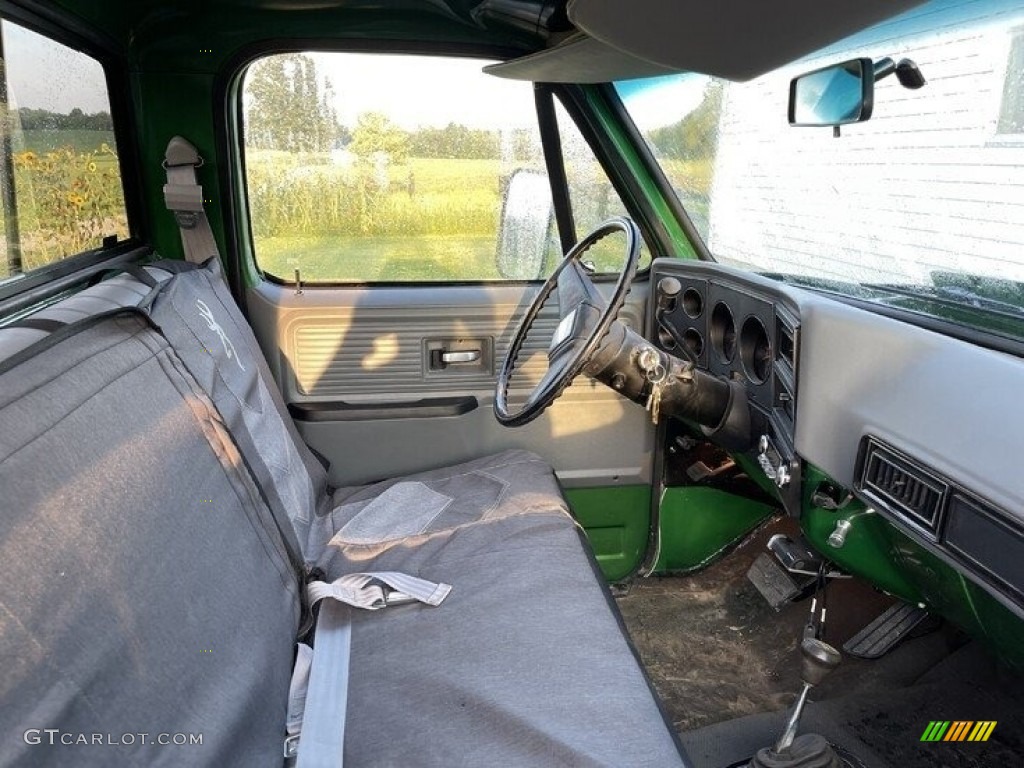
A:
[617,0,1024,342]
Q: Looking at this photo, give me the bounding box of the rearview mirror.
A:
[788,58,874,127]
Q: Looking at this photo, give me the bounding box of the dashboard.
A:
[646,257,1024,622]
[650,261,803,512]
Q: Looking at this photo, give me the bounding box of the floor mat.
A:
[817,642,1024,768]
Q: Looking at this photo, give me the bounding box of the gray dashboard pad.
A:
[649,259,1023,521]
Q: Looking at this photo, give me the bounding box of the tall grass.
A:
[247,155,501,240]
[245,152,516,280]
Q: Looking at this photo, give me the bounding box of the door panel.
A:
[246,278,654,487]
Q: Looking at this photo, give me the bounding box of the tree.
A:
[245,54,340,152]
[349,112,409,164]
[408,123,499,159]
[647,80,723,162]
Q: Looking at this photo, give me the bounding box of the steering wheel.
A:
[495,217,641,427]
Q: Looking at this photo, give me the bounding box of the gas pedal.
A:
[843,601,929,659]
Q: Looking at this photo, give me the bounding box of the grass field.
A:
[247,154,512,281]
[2,142,655,283]
[258,233,498,281]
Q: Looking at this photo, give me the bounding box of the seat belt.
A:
[286,572,452,767]
[163,136,220,264]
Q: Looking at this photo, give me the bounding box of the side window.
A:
[0,20,129,282]
[242,52,560,282]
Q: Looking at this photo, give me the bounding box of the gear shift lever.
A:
[749,637,843,768]
[776,638,841,751]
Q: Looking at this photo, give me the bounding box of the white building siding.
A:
[707,0,1024,285]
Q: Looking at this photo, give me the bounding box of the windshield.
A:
[617,0,1024,342]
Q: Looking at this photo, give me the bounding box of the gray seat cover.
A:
[0,316,299,766]
[144,260,328,557]
[0,262,691,767]
[316,511,686,766]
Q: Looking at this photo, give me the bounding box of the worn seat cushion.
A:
[305,448,571,565]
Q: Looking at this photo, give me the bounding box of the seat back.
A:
[0,314,299,766]
[145,259,328,554]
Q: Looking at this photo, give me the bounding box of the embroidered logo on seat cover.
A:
[196,299,245,372]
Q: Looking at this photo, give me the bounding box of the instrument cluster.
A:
[650,260,802,512]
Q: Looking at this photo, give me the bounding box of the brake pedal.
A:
[843,601,929,659]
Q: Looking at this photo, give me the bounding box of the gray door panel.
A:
[246,279,653,487]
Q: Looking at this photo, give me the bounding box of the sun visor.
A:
[487,0,924,83]
[484,32,679,82]
[567,0,925,82]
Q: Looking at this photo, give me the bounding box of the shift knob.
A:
[800,637,841,686]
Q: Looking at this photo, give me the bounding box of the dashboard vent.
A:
[860,440,946,534]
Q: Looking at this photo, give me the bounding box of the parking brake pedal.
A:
[843,601,929,659]
[747,553,816,611]
[767,534,823,574]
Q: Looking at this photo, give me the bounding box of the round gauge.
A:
[682,288,703,319]
[709,302,736,363]
[740,316,772,384]
[682,328,704,357]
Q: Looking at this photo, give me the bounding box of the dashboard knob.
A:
[657,277,682,311]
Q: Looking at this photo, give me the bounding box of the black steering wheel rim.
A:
[494,217,641,427]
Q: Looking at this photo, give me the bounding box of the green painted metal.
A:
[653,486,776,573]
[801,465,1024,670]
[565,485,650,582]
[800,466,923,601]
[53,2,539,72]
[131,72,223,265]
[734,451,782,502]
[578,87,699,261]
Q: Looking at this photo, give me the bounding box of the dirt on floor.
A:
[615,517,897,732]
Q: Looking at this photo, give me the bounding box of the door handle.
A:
[440,350,481,364]
[426,339,490,372]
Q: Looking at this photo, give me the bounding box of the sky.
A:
[2,22,111,114]
[299,52,539,130]
[615,74,707,130]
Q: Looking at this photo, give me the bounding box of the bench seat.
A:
[0,261,689,767]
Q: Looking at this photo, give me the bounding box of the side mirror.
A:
[788,57,874,127]
[496,168,557,280]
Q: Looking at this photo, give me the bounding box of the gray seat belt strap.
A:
[289,572,451,767]
[307,571,451,610]
[163,136,220,264]
[293,601,352,768]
